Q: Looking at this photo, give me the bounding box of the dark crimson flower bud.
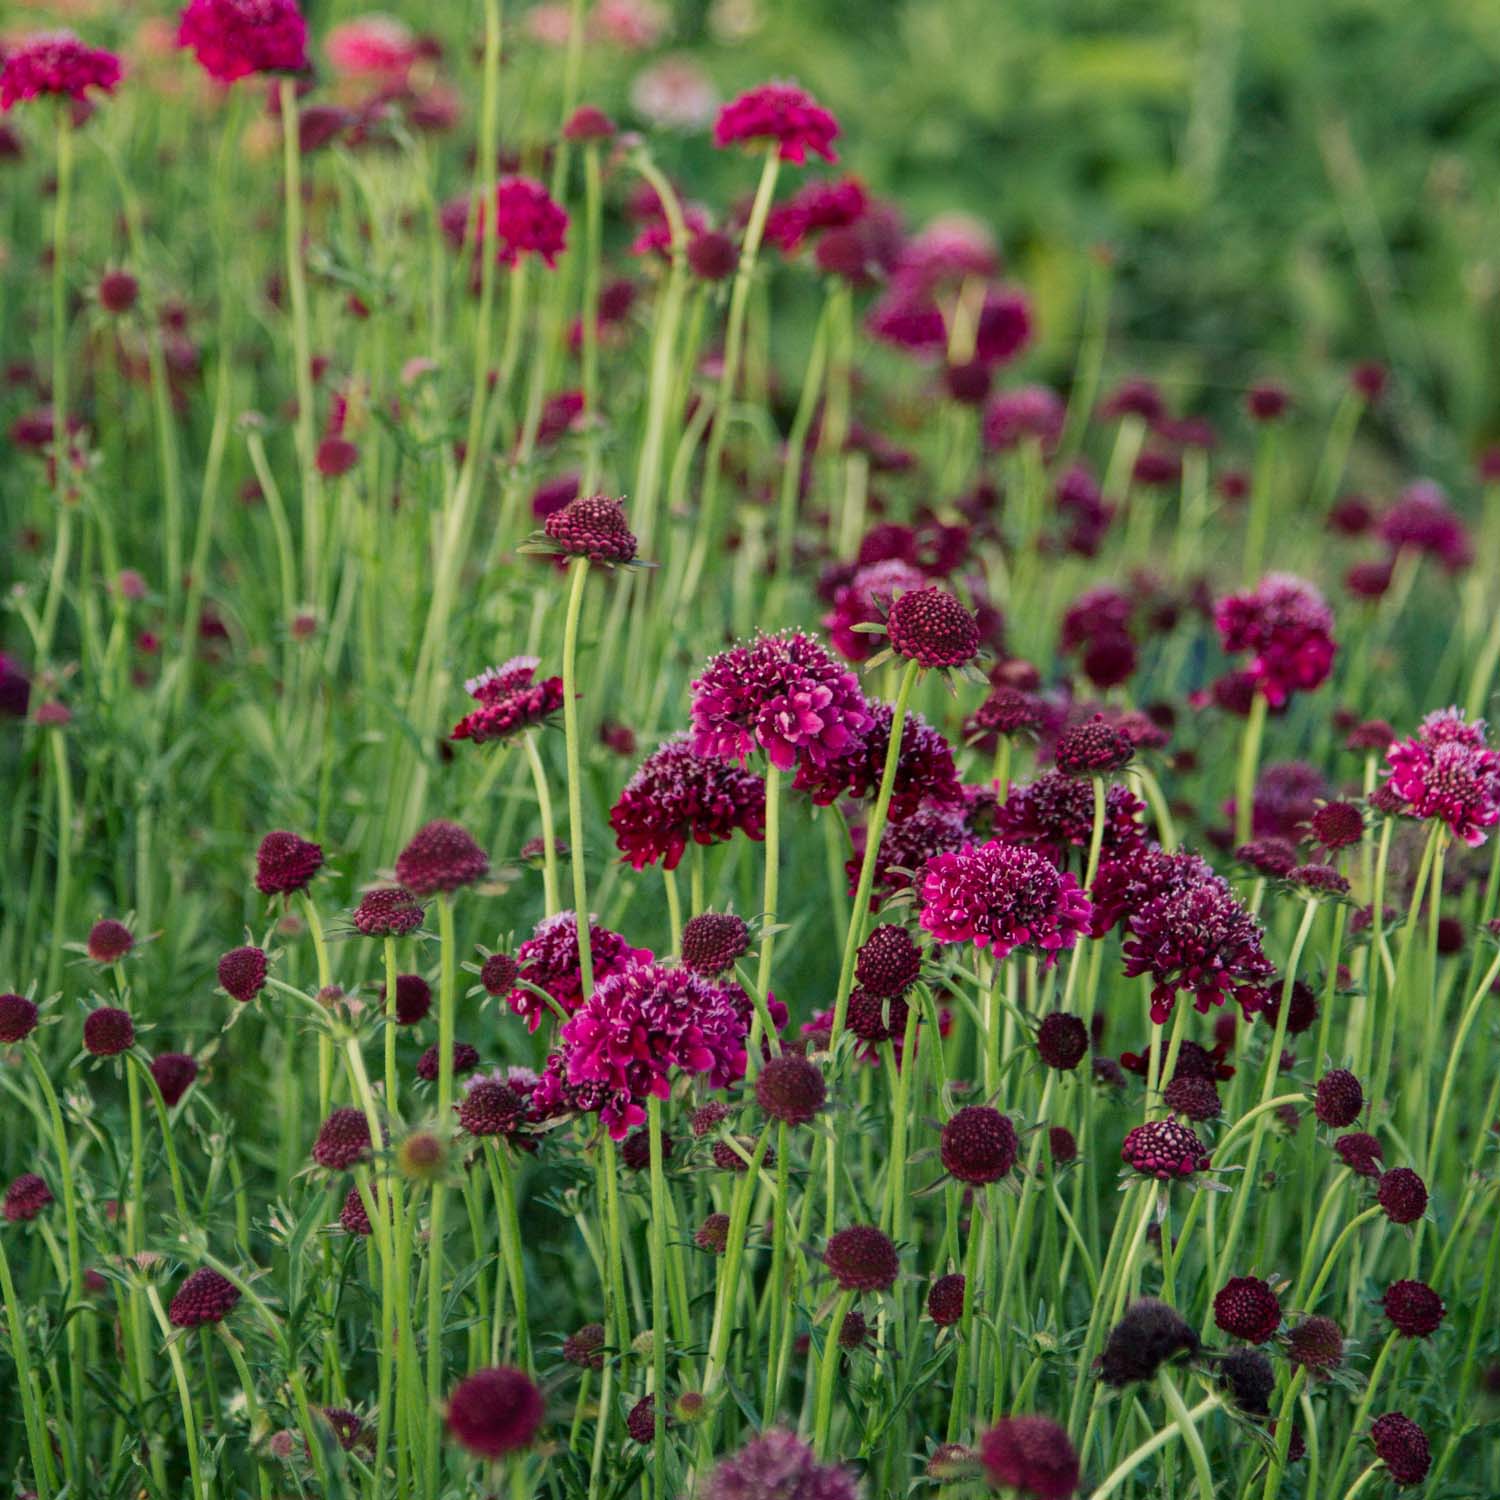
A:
[0,993,39,1043]
[218,945,268,1003]
[824,1224,899,1292]
[84,1006,135,1057]
[755,1053,826,1126]
[1048,1125,1078,1166]
[837,1308,871,1349]
[97,268,139,314]
[1382,1279,1445,1338]
[1370,1412,1430,1486]
[319,1407,362,1451]
[927,1272,965,1327]
[1098,1299,1198,1385]
[695,1212,730,1254]
[1035,1012,1088,1071]
[3,1172,52,1222]
[1286,1314,1343,1373]
[396,820,489,895]
[846,987,908,1044]
[446,1365,544,1458]
[940,1106,1018,1184]
[690,1101,731,1138]
[1216,1348,1275,1417]
[1350,362,1387,401]
[352,887,424,937]
[544,495,638,564]
[150,1052,198,1107]
[418,1042,480,1082]
[1054,715,1135,777]
[1261,979,1318,1037]
[168,1267,240,1327]
[713,81,840,165]
[626,1394,665,1444]
[255,830,324,896]
[339,1185,373,1236]
[712,1137,773,1173]
[1163,1074,1220,1121]
[1334,1131,1384,1178]
[1245,383,1289,422]
[312,1108,372,1170]
[87,918,134,963]
[1120,1119,1210,1180]
[855,924,923,998]
[687,230,738,282]
[1213,1277,1281,1344]
[978,1415,1079,1500]
[562,104,615,141]
[1314,1068,1364,1127]
[1236,838,1298,877]
[621,1126,672,1172]
[457,1076,526,1137]
[479,951,519,996]
[380,973,432,1026]
[1377,1167,1428,1224]
[562,1323,606,1369]
[316,435,359,477]
[1310,801,1364,851]
[680,912,751,976]
[886,586,981,669]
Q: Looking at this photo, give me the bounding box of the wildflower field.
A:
[5,3,1500,1497]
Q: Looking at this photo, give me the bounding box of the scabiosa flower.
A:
[694,1212,731,1255]
[1163,1073,1221,1121]
[690,631,872,774]
[168,1267,240,1327]
[1335,1132,1384,1178]
[3,1173,52,1222]
[1382,708,1500,846]
[543,495,637,564]
[681,912,751,976]
[255,830,323,896]
[610,738,766,870]
[702,1427,861,1500]
[84,1006,134,1057]
[1217,1349,1276,1417]
[456,1074,527,1138]
[918,840,1093,966]
[1036,1012,1089,1070]
[451,657,565,745]
[940,1105,1018,1184]
[505,911,651,1031]
[1120,1120,1211,1180]
[794,705,961,819]
[691,1101,731,1137]
[383,974,432,1026]
[1370,1412,1431,1486]
[927,1272,965,1327]
[978,1416,1080,1500]
[712,1136,772,1174]
[311,1108,371,1170]
[1383,1280,1445,1338]
[855,924,923,998]
[1098,1300,1199,1385]
[150,1053,198,1108]
[1214,1277,1281,1344]
[1310,800,1365,852]
[885,585,981,670]
[1377,1167,1428,1224]
[1053,715,1136,778]
[620,1126,671,1172]
[86,919,134,964]
[0,994,39,1044]
[1088,846,1213,938]
[1214,574,1337,708]
[824,1224,899,1292]
[479,952,519,997]
[562,1323,606,1370]
[218,944,267,1003]
[1379,481,1472,571]
[395,820,489,895]
[1314,1069,1364,1127]
[1286,1315,1343,1373]
[995,773,1147,872]
[1,31,123,108]
[755,1053,826,1126]
[446,1366,544,1458]
[712,81,839,164]
[416,1042,480,1082]
[349,886,424,939]
[966,685,1044,752]
[448,176,569,268]
[823,558,928,662]
[339,1185,373,1236]
[853,804,971,907]
[625,1394,664,1443]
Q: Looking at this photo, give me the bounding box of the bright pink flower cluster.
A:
[441,177,569,267]
[690,631,872,774]
[1214,573,1336,708]
[712,82,839,164]
[451,657,564,745]
[504,912,651,1032]
[177,0,308,84]
[609,737,766,870]
[919,839,1092,965]
[1,31,122,108]
[1383,708,1500,846]
[765,176,869,254]
[1088,845,1216,938]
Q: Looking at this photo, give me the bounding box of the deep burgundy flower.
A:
[995,773,1147,872]
[0,654,31,718]
[96,268,139,314]
[702,1428,862,1500]
[382,973,431,1026]
[2,1173,52,1223]
[686,230,737,281]
[1334,1131,1384,1178]
[824,1224,899,1292]
[1245,382,1289,422]
[150,1052,198,1107]
[1314,1069,1364,1127]
[686,1210,729,1256]
[794,705,961,820]
[928,1273,965,1327]
[966,686,1044,752]
[85,919,133,964]
[544,495,637,564]
[1053,716,1135,777]
[886,586,980,669]
[218,945,268,1002]
[940,1106,1017,1184]
[1035,1012,1088,1071]
[1214,574,1337,708]
[1162,1073,1221,1121]
[562,104,615,142]
[1309,801,1365,852]
[823,559,928,664]
[1,31,123,108]
[339,1185,373,1236]
[504,911,651,1031]
[416,1042,480,1082]
[625,1394,664,1443]
[712,1136,773,1173]
[456,1075,527,1137]
[451,657,564,745]
[1382,708,1500,847]
[312,1108,371,1170]
[169,1267,241,1327]
[0,993,39,1044]
[1378,481,1472,571]
[690,1101,730,1138]
[446,1366,544,1458]
[1261,978,1318,1036]
[852,805,971,907]
[846,987,909,1047]
[919,840,1093,965]
[1098,1299,1199,1385]
[712,82,839,164]
[1120,1119,1210,1180]
[1088,846,1214,938]
[755,1053,826,1126]
[352,886,425,937]
[255,830,324,896]
[479,951,519,997]
[1377,1167,1427,1224]
[611,738,766,870]
[563,1323,606,1369]
[1048,1125,1078,1165]
[855,925,923,998]
[765,175,869,253]
[690,631,873,774]
[680,912,751,976]
[1214,1277,1281,1344]
[84,1006,134,1057]
[620,1126,672,1172]
[395,820,488,895]
[176,0,307,82]
[978,1416,1080,1500]
[1217,1349,1275,1417]
[1286,1314,1343,1373]
[983,384,1065,453]
[1370,1412,1430,1486]
[497,176,570,267]
[1383,1279,1445,1338]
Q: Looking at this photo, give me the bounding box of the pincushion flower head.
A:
[351,886,424,937]
[177,0,308,84]
[84,1006,135,1057]
[824,1224,899,1292]
[996,773,1147,872]
[450,656,565,745]
[1214,1276,1282,1343]
[255,830,323,896]
[919,839,1092,966]
[884,585,981,670]
[978,1416,1080,1499]
[1053,715,1135,777]
[324,14,420,79]
[680,912,751,976]
[765,175,869,255]
[0,993,40,1044]
[446,1365,544,1458]
[940,1105,1017,1183]
[395,819,488,895]
[541,495,638,565]
[712,81,839,164]
[3,1173,52,1223]
[1120,1119,1211,1180]
[1383,1279,1445,1337]
[1214,573,1337,707]
[610,737,766,870]
[690,631,872,774]
[443,176,569,268]
[1,32,123,109]
[1382,707,1500,846]
[1370,1411,1431,1486]
[700,1426,860,1500]
[823,558,928,662]
[793,705,961,820]
[218,944,267,1002]
[169,1266,241,1327]
[87,918,134,964]
[1098,1299,1199,1385]
[504,911,651,1031]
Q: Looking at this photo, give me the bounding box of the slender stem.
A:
[521,731,562,915]
[145,1287,209,1500]
[425,895,459,1493]
[38,107,74,665]
[750,763,781,1071]
[646,1096,670,1498]
[562,557,595,993]
[1234,689,1268,847]
[1088,1394,1219,1500]
[812,1287,856,1457]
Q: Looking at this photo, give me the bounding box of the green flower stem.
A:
[748,762,781,1072]
[1341,1463,1383,1500]
[1428,944,1500,1179]
[521,731,562,915]
[38,107,73,665]
[1325,1329,1398,1496]
[1261,1365,1309,1500]
[0,1227,56,1500]
[1086,1392,1219,1500]
[1297,1204,1381,1311]
[1067,1180,1141,1438]
[145,1286,209,1500]
[646,1096,670,1498]
[562,557,596,993]
[1371,823,1440,1116]
[127,1051,190,1222]
[383,935,401,1116]
[1243,424,1279,579]
[812,1286,857,1458]
[44,729,71,1002]
[945,1186,986,1440]
[774,298,831,585]
[1161,1369,1216,1500]
[663,866,683,953]
[486,1140,531,1370]
[218,1328,273,1500]
[1233,689,1269,847]
[299,893,335,1121]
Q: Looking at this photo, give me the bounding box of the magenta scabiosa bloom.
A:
[218,944,267,1002]
[177,0,307,83]
[1214,574,1336,708]
[713,82,839,164]
[755,1053,826,1126]
[1121,1119,1211,1180]
[1214,1277,1281,1344]
[995,773,1147,872]
[680,912,751,976]
[543,495,637,564]
[255,830,323,896]
[1053,715,1135,778]
[793,705,961,819]
[1314,1068,1364,1127]
[1382,708,1500,846]
[824,1224,899,1292]
[168,1266,240,1327]
[446,1365,544,1458]
[855,924,923,998]
[982,385,1066,453]
[312,1108,372,1170]
[928,1272,965,1327]
[395,820,489,895]
[505,911,651,1030]
[852,804,970,907]
[918,839,1092,965]
[1098,1300,1199,1385]
[451,657,565,745]
[84,1006,134,1057]
[978,1416,1080,1500]
[0,994,39,1044]
[1383,1279,1445,1338]
[886,585,981,669]
[1,31,122,108]
[477,176,569,267]
[150,1052,198,1107]
[823,558,928,663]
[1377,1167,1428,1224]
[940,1105,1018,1184]
[352,886,424,937]
[86,919,134,964]
[1379,481,1472,571]
[690,631,872,774]
[3,1173,52,1223]
[765,175,870,253]
[610,738,766,870]
[1287,1314,1344,1373]
[1370,1412,1431,1486]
